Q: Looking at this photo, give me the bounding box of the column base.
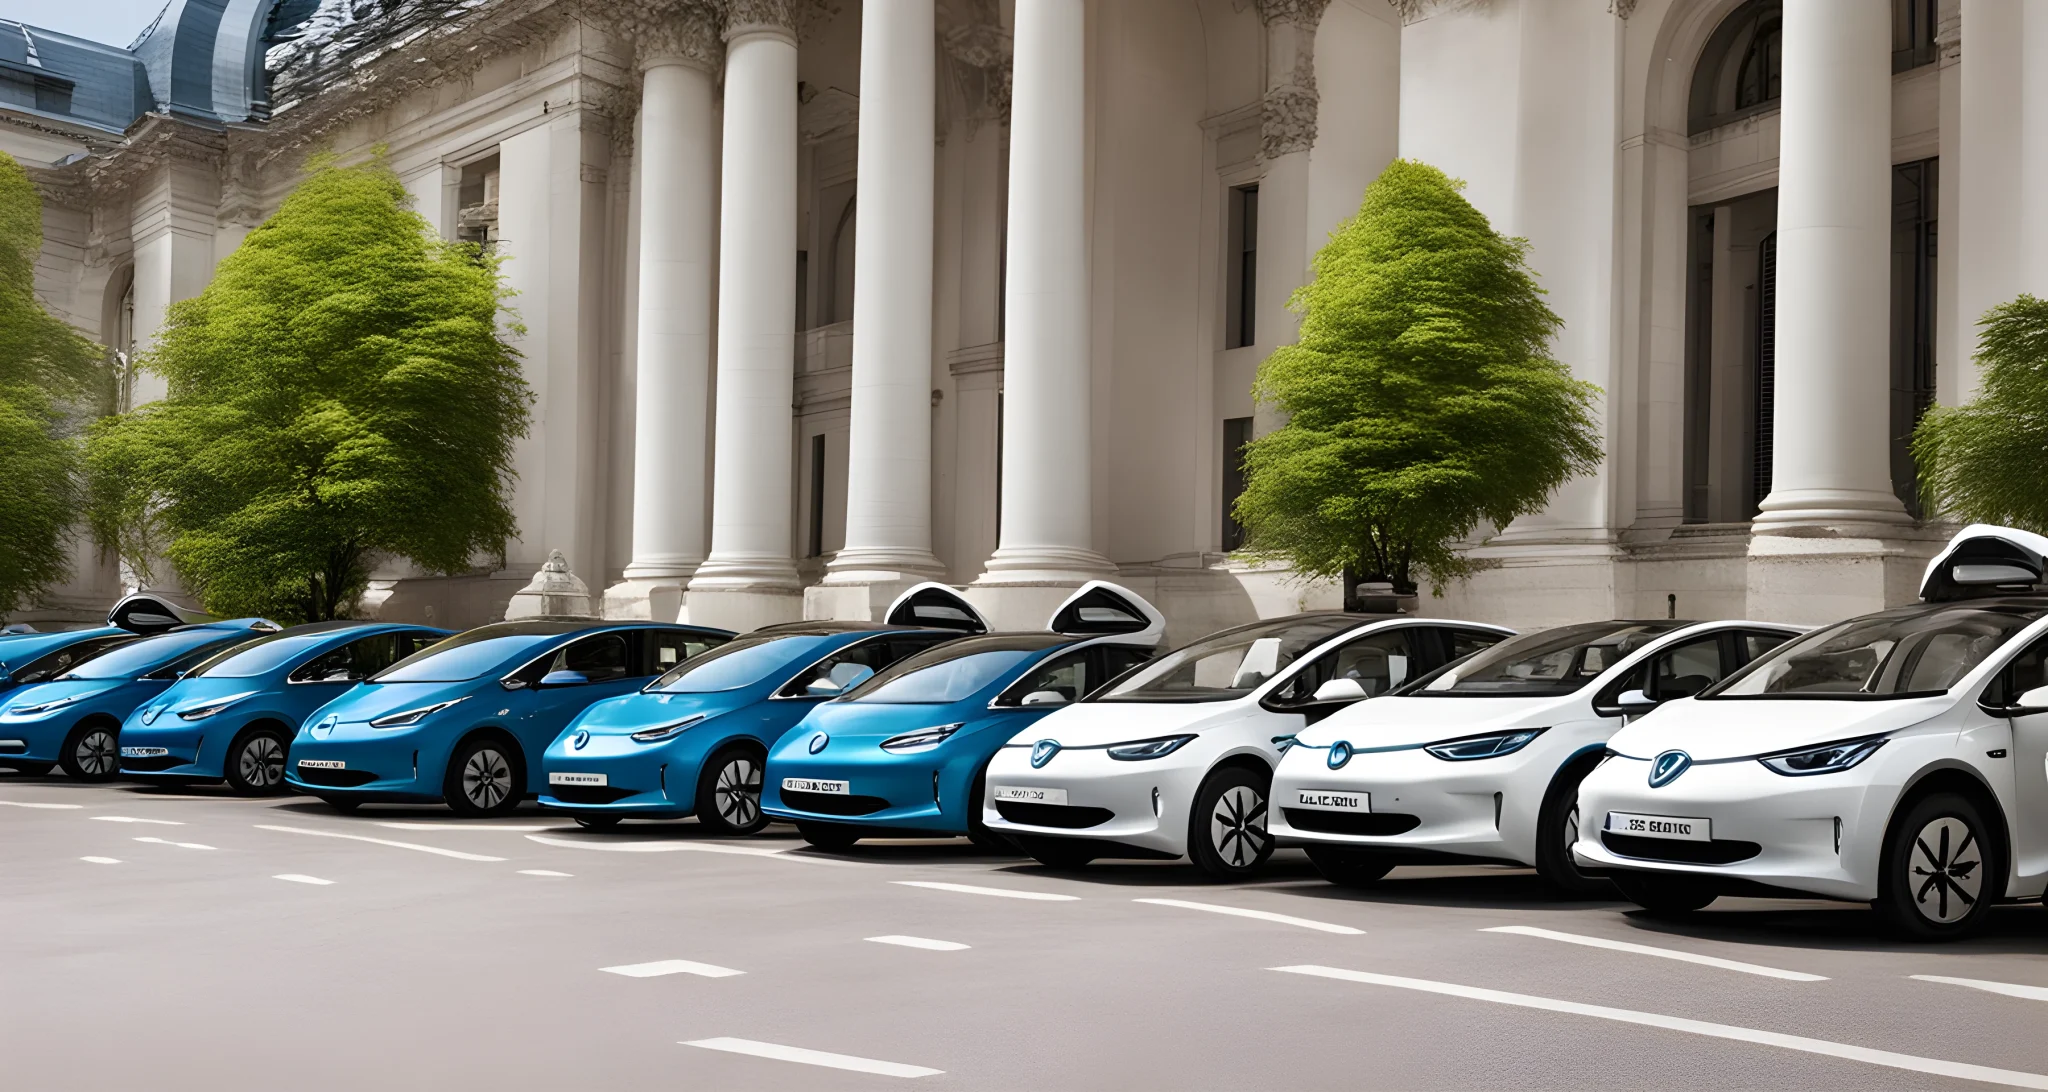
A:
[683,586,803,633]
[1752,488,1913,530]
[1744,526,1948,625]
[600,577,688,622]
[968,546,1120,631]
[806,569,947,624]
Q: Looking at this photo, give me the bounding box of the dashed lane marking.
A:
[867,935,971,951]
[1135,897,1363,935]
[1272,965,2048,1090]
[1482,925,1826,982]
[256,824,507,862]
[523,833,858,866]
[682,1037,942,1079]
[1911,975,2048,1002]
[893,880,1078,902]
[0,801,82,809]
[93,816,184,825]
[79,856,120,864]
[519,869,573,877]
[134,836,215,850]
[274,874,334,886]
[601,959,744,979]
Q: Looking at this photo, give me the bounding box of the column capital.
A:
[1254,0,1330,26]
[1255,0,1330,159]
[724,0,810,44]
[601,0,723,72]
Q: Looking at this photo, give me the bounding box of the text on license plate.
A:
[992,785,1068,805]
[1607,811,1710,842]
[782,777,849,795]
[1294,790,1368,811]
[549,772,607,786]
[121,747,169,758]
[298,759,346,770]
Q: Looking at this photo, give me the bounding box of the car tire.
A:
[1186,765,1274,881]
[1534,764,1614,897]
[1017,835,1095,871]
[319,796,361,814]
[573,815,620,831]
[1305,845,1396,887]
[1610,870,1717,915]
[445,736,523,818]
[58,723,120,782]
[796,820,861,851]
[1875,791,2002,941]
[5,762,56,777]
[695,745,769,836]
[223,728,290,796]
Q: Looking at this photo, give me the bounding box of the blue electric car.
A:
[761,582,1164,849]
[0,628,143,701]
[118,621,450,794]
[538,584,990,833]
[0,617,281,780]
[286,619,733,816]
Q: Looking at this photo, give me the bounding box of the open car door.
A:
[1047,581,1165,648]
[884,582,990,634]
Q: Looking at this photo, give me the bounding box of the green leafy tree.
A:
[1233,160,1603,595]
[87,154,531,623]
[0,151,101,615]
[1914,296,2048,529]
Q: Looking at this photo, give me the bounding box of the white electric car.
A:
[979,613,1513,880]
[1577,524,2048,940]
[1271,618,1802,893]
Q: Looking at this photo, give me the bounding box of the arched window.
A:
[1732,9,1780,112]
[829,195,857,326]
[1689,0,1781,134]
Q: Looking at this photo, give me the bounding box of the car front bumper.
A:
[976,743,1213,859]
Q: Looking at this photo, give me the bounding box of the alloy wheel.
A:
[462,747,513,810]
[714,756,762,828]
[239,736,286,788]
[75,730,117,777]
[1209,784,1269,869]
[1908,816,1982,924]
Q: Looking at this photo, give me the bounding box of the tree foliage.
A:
[0,151,101,615]
[1232,160,1603,594]
[87,154,531,623]
[1914,295,2048,530]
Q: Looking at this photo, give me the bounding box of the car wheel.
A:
[796,820,861,851]
[1534,767,1614,897]
[1610,870,1717,915]
[445,736,522,818]
[319,796,361,814]
[1876,792,2001,941]
[59,724,120,782]
[1305,845,1396,887]
[1187,765,1274,880]
[224,729,290,796]
[695,746,768,836]
[573,815,620,831]
[1017,835,1095,871]
[5,762,56,777]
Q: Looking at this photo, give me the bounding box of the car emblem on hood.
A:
[808,732,829,755]
[1031,740,1060,768]
[571,729,590,750]
[1328,741,1353,770]
[1649,750,1692,788]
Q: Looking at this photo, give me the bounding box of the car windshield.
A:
[647,634,834,694]
[1415,621,1685,697]
[848,635,1067,704]
[1092,615,1362,703]
[371,633,557,683]
[188,631,341,678]
[1703,603,2048,700]
[4,635,139,685]
[59,629,252,680]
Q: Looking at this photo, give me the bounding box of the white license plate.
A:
[298,759,346,770]
[1607,811,1711,842]
[783,777,849,795]
[121,747,169,758]
[1294,789,1368,811]
[550,772,607,787]
[993,785,1068,805]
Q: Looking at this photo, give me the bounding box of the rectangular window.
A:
[1226,185,1259,349]
[807,434,827,558]
[1221,416,1253,551]
[1892,0,1937,73]
[1890,157,1937,516]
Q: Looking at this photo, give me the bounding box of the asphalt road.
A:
[4,773,2047,1091]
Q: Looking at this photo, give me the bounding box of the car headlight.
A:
[1757,735,1887,777]
[1424,728,1547,761]
[630,715,705,743]
[176,691,261,721]
[8,691,95,716]
[1106,734,1196,761]
[368,697,467,729]
[880,723,963,753]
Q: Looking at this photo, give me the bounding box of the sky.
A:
[1,0,170,48]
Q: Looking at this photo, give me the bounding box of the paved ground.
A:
[4,773,2047,1090]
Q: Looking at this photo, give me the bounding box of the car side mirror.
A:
[499,677,528,691]
[1615,688,1658,715]
[1311,677,1369,703]
[539,670,590,688]
[2008,684,2048,715]
[1021,690,1069,706]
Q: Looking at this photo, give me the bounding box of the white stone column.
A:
[968,0,1112,628]
[687,3,804,632]
[605,22,721,622]
[813,0,945,619]
[1751,0,1908,530]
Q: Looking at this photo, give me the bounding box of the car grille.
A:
[295,767,378,788]
[1601,831,1761,865]
[1281,808,1422,837]
[549,785,637,805]
[121,755,188,772]
[995,801,1114,829]
[781,790,889,816]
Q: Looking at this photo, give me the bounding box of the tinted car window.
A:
[373,635,556,683]
[7,635,137,685]
[1598,634,1729,705]
[550,633,631,681]
[192,631,340,678]
[288,632,421,684]
[1269,629,1419,706]
[993,649,1091,707]
[650,634,836,694]
[1416,622,1686,698]
[778,634,947,697]
[1706,604,2046,699]
[63,630,255,680]
[649,629,726,675]
[1093,616,1362,703]
[846,635,1068,705]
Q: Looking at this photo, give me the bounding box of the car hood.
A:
[1011,700,1254,747]
[795,697,985,742]
[134,678,276,722]
[317,680,474,724]
[1295,694,1571,749]
[0,678,125,715]
[1605,694,1954,761]
[569,689,755,735]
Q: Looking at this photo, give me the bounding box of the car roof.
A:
[752,621,927,636]
[459,618,735,640]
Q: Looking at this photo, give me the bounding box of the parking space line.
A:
[274,874,334,886]
[893,880,1078,901]
[682,1037,942,1079]
[134,836,215,851]
[519,869,573,877]
[79,856,120,864]
[1135,898,1363,935]
[867,935,971,951]
[1482,925,1825,982]
[1911,975,2048,1002]
[257,824,507,862]
[1272,965,2048,1089]
[602,959,743,979]
[0,801,82,809]
[93,816,184,825]
[378,822,564,832]
[524,833,857,866]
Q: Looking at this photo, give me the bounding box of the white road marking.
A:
[1912,975,2048,1002]
[79,856,120,864]
[682,1037,942,1079]
[0,800,82,809]
[93,816,184,825]
[601,959,743,979]
[893,880,1078,901]
[523,832,856,866]
[519,869,573,877]
[134,836,215,850]
[274,874,334,886]
[1135,897,1363,935]
[867,935,971,951]
[377,822,565,832]
[1273,965,2048,1090]
[256,824,507,862]
[1483,925,1826,982]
